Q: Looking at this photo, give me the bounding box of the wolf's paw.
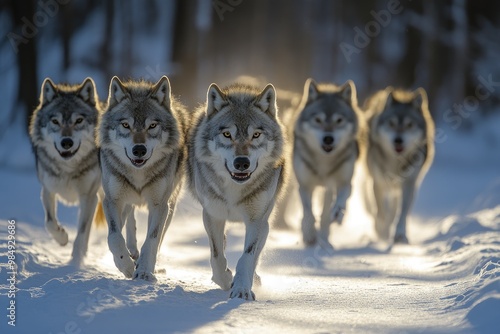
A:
[133,270,157,282]
[230,283,255,301]
[212,268,233,291]
[69,254,84,268]
[302,233,317,247]
[394,234,409,244]
[113,254,135,278]
[129,248,139,261]
[330,205,345,224]
[47,223,69,246]
[318,235,334,252]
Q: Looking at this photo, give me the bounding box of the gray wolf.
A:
[97,76,187,281]
[29,77,105,265]
[364,87,435,244]
[187,82,287,300]
[293,79,362,248]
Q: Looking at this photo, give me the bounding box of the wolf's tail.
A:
[93,199,106,228]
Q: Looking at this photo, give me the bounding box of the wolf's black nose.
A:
[233,157,250,171]
[394,137,403,145]
[61,138,73,150]
[132,145,147,158]
[323,135,334,145]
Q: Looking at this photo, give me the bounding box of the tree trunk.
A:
[10,0,39,133]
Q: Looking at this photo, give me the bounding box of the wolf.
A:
[29,77,104,265]
[187,83,287,300]
[293,79,362,248]
[364,87,435,244]
[97,76,187,281]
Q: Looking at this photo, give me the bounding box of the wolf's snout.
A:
[61,138,74,150]
[132,144,147,158]
[394,137,404,153]
[233,157,250,171]
[323,135,334,145]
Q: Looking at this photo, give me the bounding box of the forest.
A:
[1,0,499,133]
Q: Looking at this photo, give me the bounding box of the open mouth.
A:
[55,144,80,159]
[129,158,148,167]
[225,163,253,183]
[394,144,404,153]
[125,150,149,168]
[322,144,334,153]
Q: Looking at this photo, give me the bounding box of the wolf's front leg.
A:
[394,181,416,244]
[299,185,317,246]
[104,197,134,278]
[330,182,352,224]
[124,205,139,260]
[41,188,68,246]
[373,180,391,241]
[134,202,170,281]
[318,188,334,247]
[203,210,232,290]
[71,192,98,265]
[231,218,269,301]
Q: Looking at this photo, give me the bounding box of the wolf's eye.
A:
[336,117,344,125]
[51,119,59,126]
[121,122,130,129]
[314,117,322,124]
[149,122,157,129]
[75,117,84,124]
[406,121,413,129]
[252,132,261,139]
[222,131,231,139]
[389,120,397,128]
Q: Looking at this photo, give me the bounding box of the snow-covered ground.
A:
[0,114,499,333]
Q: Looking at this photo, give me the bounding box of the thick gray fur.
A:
[98,76,188,281]
[29,77,101,265]
[187,82,288,300]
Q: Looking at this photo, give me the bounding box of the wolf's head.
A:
[30,78,99,160]
[98,76,180,169]
[295,79,359,154]
[373,88,429,155]
[198,83,284,184]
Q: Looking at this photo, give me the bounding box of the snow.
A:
[0,113,499,334]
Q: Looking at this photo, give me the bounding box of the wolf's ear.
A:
[340,80,356,104]
[108,76,128,107]
[41,78,57,105]
[206,83,227,117]
[385,89,395,107]
[151,76,171,109]
[255,84,277,118]
[412,88,427,111]
[305,78,319,103]
[78,77,97,106]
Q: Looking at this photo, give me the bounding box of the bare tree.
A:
[7,0,39,133]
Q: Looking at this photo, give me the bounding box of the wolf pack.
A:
[29,75,435,301]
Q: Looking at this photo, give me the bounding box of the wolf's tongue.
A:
[395,145,404,153]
